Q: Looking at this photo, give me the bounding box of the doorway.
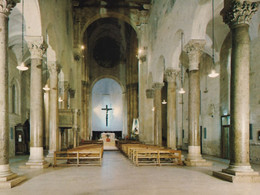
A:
[221,115,230,159]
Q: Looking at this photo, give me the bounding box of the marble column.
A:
[153,82,164,146]
[46,62,59,158]
[184,40,211,166]
[213,1,260,182]
[165,68,178,149]
[25,36,49,168]
[0,0,26,188]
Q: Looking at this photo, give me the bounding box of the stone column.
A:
[25,37,49,168]
[0,0,26,188]
[165,68,178,149]
[213,1,260,182]
[184,40,211,166]
[153,82,164,146]
[145,89,155,144]
[81,81,88,140]
[44,89,50,150]
[46,62,59,158]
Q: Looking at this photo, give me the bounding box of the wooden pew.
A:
[158,149,182,166]
[133,148,159,166]
[132,148,183,166]
[116,140,140,151]
[53,144,103,167]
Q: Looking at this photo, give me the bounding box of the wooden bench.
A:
[116,140,140,151]
[133,148,159,166]
[53,144,103,167]
[158,149,182,166]
[128,145,163,160]
[133,149,182,166]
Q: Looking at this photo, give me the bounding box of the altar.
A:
[99,133,118,150]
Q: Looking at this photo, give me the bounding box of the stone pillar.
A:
[184,40,211,166]
[145,89,155,144]
[0,0,26,188]
[25,36,49,168]
[213,1,260,182]
[46,62,59,158]
[44,89,50,150]
[165,68,178,149]
[153,82,164,146]
[73,129,77,148]
[81,81,89,140]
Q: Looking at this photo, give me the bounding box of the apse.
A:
[92,78,123,132]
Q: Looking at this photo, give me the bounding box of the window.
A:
[12,84,17,114]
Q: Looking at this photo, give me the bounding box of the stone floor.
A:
[1,151,260,195]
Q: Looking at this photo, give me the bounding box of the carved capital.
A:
[152,82,164,90]
[165,68,179,82]
[221,1,259,28]
[0,0,18,16]
[185,40,205,71]
[25,36,47,59]
[146,89,154,99]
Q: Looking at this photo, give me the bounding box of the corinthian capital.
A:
[25,36,47,59]
[165,68,179,83]
[0,0,18,15]
[185,40,205,71]
[221,1,259,28]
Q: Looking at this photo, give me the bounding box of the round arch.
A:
[80,12,139,43]
[91,77,126,138]
[90,75,125,94]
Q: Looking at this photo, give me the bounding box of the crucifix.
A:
[101,105,113,126]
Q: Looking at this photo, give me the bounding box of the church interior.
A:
[1,0,260,194]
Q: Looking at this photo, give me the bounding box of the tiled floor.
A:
[1,151,260,195]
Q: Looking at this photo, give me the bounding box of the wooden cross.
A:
[101,105,113,126]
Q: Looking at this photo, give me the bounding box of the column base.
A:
[25,147,50,168]
[0,165,26,189]
[185,146,212,166]
[25,161,50,169]
[213,170,260,183]
[184,159,212,166]
[45,151,55,164]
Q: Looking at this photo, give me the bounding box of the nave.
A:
[2,152,260,195]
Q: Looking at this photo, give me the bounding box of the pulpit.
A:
[99,133,117,150]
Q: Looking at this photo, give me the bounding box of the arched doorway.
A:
[91,78,125,140]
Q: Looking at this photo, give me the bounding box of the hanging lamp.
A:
[208,0,219,78]
[162,99,167,104]
[178,32,186,94]
[17,0,28,71]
